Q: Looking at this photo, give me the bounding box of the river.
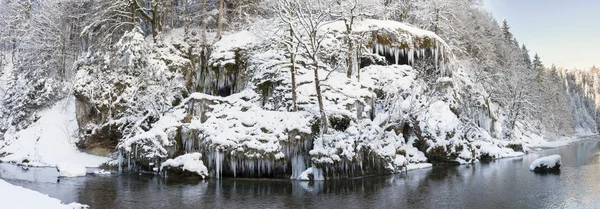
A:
[2,138,600,208]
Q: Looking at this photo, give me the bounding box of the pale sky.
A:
[484,0,600,69]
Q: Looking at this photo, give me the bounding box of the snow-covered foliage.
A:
[74,28,188,151]
[0,0,85,131]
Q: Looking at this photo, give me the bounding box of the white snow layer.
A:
[324,19,448,48]
[406,163,433,171]
[0,96,109,167]
[529,155,561,171]
[57,164,87,177]
[0,179,88,209]
[161,152,209,178]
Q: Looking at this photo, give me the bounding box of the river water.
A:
[2,138,600,209]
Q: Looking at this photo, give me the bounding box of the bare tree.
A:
[216,0,225,38]
[276,0,333,134]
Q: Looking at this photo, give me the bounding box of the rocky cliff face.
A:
[73,21,526,179]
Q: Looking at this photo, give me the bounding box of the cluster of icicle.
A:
[372,41,447,75]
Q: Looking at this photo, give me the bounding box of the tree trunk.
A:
[313,60,328,134]
[201,0,207,43]
[434,8,439,34]
[216,0,225,39]
[184,0,190,37]
[357,44,361,82]
[289,29,298,112]
[131,2,135,24]
[11,39,16,64]
[151,1,159,43]
[346,39,354,78]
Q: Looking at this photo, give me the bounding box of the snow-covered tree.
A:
[533,53,544,82]
[521,44,532,70]
[275,0,336,134]
[501,19,513,42]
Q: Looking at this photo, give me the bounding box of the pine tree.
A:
[533,53,545,82]
[521,44,532,70]
[501,19,513,42]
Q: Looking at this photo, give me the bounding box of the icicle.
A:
[312,165,325,181]
[394,47,400,65]
[290,155,307,179]
[408,48,414,66]
[118,150,123,173]
[434,43,439,71]
[127,148,131,170]
[214,150,223,179]
[231,159,237,178]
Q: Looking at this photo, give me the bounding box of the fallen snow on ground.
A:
[478,142,525,159]
[0,96,109,167]
[0,179,88,209]
[406,163,433,171]
[161,152,209,178]
[57,163,87,177]
[529,155,561,171]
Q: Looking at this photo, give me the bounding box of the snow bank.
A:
[406,163,433,171]
[324,19,449,48]
[57,164,87,177]
[0,96,109,167]
[212,30,261,66]
[478,142,525,159]
[0,179,88,209]
[161,153,209,178]
[529,155,561,172]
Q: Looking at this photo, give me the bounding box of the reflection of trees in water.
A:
[57,140,600,208]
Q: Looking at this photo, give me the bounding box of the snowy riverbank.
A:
[0,96,109,167]
[0,179,87,209]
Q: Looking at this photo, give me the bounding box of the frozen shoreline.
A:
[0,179,87,209]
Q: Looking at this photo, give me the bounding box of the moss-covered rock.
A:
[506,143,524,152]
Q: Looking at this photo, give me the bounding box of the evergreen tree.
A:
[521,44,532,70]
[533,53,545,82]
[501,19,513,42]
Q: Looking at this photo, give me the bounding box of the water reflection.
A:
[2,139,600,208]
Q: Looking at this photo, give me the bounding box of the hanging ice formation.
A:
[371,39,447,74]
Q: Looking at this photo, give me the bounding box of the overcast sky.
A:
[484,0,600,69]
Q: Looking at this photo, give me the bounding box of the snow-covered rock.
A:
[529,155,561,173]
[297,166,325,181]
[0,179,88,209]
[57,164,87,177]
[161,153,209,179]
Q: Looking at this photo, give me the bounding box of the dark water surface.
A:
[3,138,600,209]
